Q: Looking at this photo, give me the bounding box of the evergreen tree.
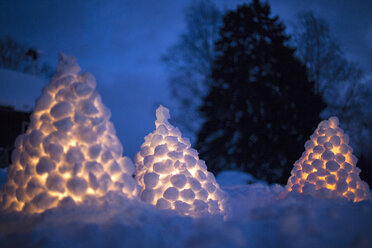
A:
[196,0,325,184]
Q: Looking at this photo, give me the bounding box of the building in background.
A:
[0,68,46,168]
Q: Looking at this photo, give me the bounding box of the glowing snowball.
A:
[287,116,370,202]
[135,105,225,216]
[0,53,138,213]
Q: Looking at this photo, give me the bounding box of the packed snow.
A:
[0,68,47,111]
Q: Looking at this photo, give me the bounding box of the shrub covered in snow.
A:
[0,54,138,213]
[135,105,225,216]
[287,116,370,201]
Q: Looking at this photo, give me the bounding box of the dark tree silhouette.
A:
[0,37,54,78]
[196,0,325,184]
[162,0,221,141]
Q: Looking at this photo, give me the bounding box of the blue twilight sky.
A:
[0,0,371,158]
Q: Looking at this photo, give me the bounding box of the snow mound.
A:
[217,170,267,187]
[0,183,371,248]
[135,105,225,216]
[0,53,138,213]
[287,116,370,202]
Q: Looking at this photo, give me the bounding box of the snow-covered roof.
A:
[0,68,47,112]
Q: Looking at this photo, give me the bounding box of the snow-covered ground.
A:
[0,169,371,248]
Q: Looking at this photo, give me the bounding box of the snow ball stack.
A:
[0,53,138,213]
[135,105,225,216]
[287,116,370,202]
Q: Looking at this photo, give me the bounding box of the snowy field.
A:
[0,169,371,248]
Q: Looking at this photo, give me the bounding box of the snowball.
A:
[156,198,171,209]
[328,116,339,127]
[321,150,335,161]
[171,174,187,189]
[303,182,316,194]
[340,144,349,154]
[180,189,195,201]
[144,173,159,188]
[306,173,317,182]
[317,136,328,145]
[336,180,348,193]
[188,178,202,191]
[67,177,88,196]
[80,100,98,116]
[36,157,56,174]
[326,161,340,172]
[77,125,97,143]
[157,125,169,135]
[156,105,170,122]
[88,144,101,159]
[302,163,313,173]
[31,192,58,210]
[194,199,208,211]
[184,155,197,168]
[35,93,53,111]
[79,71,96,88]
[85,161,104,174]
[143,155,154,167]
[141,189,155,203]
[326,175,336,185]
[304,140,314,150]
[343,162,352,172]
[197,189,208,200]
[46,173,65,193]
[164,136,178,146]
[197,170,207,181]
[150,135,163,147]
[174,200,190,213]
[57,53,81,74]
[53,117,73,132]
[119,157,135,175]
[337,169,348,179]
[153,160,173,174]
[26,178,43,197]
[50,101,72,119]
[66,147,85,164]
[154,144,168,156]
[140,146,151,157]
[324,142,333,150]
[312,159,323,169]
[330,136,341,146]
[335,154,345,164]
[88,173,99,190]
[163,187,179,201]
[29,130,43,147]
[168,151,183,159]
[313,145,324,154]
[99,173,112,191]
[72,82,93,97]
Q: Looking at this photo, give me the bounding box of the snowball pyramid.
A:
[135,106,225,216]
[287,116,370,202]
[0,54,138,213]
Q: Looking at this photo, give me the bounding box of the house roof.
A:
[0,68,47,111]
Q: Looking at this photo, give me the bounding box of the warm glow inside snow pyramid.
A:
[0,54,138,213]
[135,106,225,216]
[287,117,370,202]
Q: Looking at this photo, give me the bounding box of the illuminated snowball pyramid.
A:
[135,106,225,216]
[0,54,138,213]
[287,116,370,202]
